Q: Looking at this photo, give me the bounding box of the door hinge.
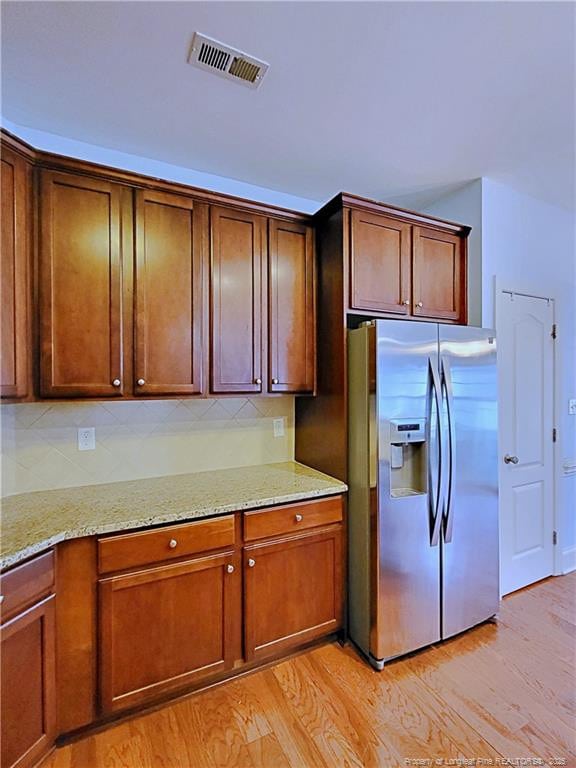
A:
[551,324,557,339]
[553,531,558,546]
[552,428,557,443]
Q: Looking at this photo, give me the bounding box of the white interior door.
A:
[497,291,555,595]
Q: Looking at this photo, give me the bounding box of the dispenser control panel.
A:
[389,419,426,444]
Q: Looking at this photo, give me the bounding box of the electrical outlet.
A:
[273,418,285,438]
[78,427,96,451]
[569,399,576,416]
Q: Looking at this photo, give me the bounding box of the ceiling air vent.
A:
[188,33,269,89]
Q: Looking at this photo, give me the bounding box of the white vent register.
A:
[188,33,269,89]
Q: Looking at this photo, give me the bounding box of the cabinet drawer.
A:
[1,550,55,624]
[243,496,343,542]
[98,515,236,574]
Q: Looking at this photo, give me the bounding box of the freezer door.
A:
[373,320,442,662]
[439,326,499,639]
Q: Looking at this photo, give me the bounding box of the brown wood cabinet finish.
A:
[412,226,465,322]
[210,207,264,393]
[1,147,29,399]
[244,526,343,662]
[99,550,241,714]
[350,210,411,315]
[243,496,343,542]
[1,596,56,768]
[39,171,124,397]
[97,514,236,574]
[0,550,54,623]
[134,190,204,395]
[268,219,315,393]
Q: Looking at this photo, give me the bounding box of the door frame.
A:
[494,278,560,580]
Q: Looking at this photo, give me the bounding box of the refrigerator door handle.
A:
[428,357,444,547]
[441,356,456,543]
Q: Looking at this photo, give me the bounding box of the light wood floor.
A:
[45,573,576,768]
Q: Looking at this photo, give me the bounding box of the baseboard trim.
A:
[561,546,576,574]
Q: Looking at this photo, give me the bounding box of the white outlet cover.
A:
[78,427,96,451]
[569,399,576,415]
[273,418,285,438]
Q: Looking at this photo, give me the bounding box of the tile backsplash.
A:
[0,397,294,497]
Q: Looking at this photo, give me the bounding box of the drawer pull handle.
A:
[295,514,303,523]
[226,564,235,574]
[247,558,256,568]
[168,539,178,549]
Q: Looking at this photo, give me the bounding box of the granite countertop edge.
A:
[1,467,347,571]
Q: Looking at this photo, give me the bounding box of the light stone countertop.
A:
[0,462,347,571]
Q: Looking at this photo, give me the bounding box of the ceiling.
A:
[2,1,574,210]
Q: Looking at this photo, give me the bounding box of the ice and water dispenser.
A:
[388,418,427,498]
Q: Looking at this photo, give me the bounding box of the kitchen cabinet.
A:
[412,226,465,322]
[39,170,125,397]
[0,552,56,768]
[134,190,205,395]
[349,209,466,322]
[350,210,411,316]
[98,515,241,714]
[1,147,30,399]
[244,525,342,662]
[210,206,264,393]
[268,219,315,393]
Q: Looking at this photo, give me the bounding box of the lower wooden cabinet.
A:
[244,526,343,662]
[98,549,241,714]
[1,596,56,768]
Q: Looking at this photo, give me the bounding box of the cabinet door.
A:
[99,551,240,714]
[350,210,411,315]
[1,148,29,399]
[244,527,342,662]
[412,227,466,322]
[268,219,315,393]
[39,171,124,397]
[1,596,56,768]
[210,207,263,393]
[134,190,204,395]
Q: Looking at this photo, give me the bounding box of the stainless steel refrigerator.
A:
[348,319,499,669]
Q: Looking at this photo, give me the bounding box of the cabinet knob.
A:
[0,595,4,605]
[247,558,256,568]
[226,564,235,574]
[137,378,146,386]
[295,513,303,522]
[402,299,410,306]
[416,301,423,308]
[168,539,178,549]
[272,378,279,385]
[255,378,262,385]
[112,379,121,387]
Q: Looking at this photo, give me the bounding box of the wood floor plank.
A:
[42,573,576,768]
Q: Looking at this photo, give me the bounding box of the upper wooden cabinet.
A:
[349,207,467,323]
[268,220,315,394]
[1,147,30,399]
[412,226,465,322]
[39,171,125,397]
[350,210,411,316]
[210,207,264,394]
[134,190,205,395]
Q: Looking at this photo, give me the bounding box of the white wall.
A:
[481,179,576,572]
